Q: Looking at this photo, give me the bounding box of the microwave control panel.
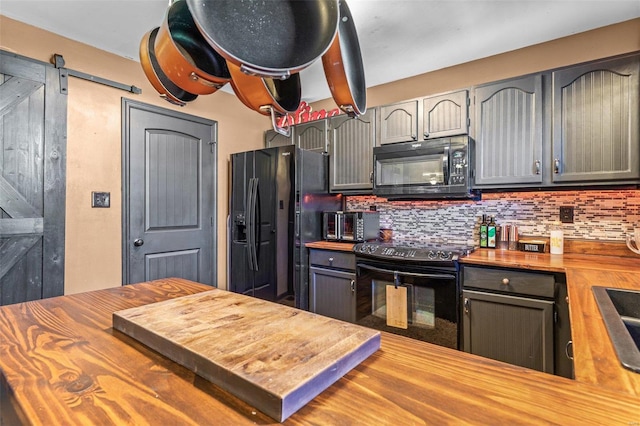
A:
[450,149,468,185]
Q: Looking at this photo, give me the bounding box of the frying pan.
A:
[185,0,340,79]
[139,27,198,106]
[322,0,366,117]
[228,61,301,135]
[155,0,230,95]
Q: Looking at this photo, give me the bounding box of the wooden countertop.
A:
[462,248,640,398]
[1,277,639,424]
[305,240,355,252]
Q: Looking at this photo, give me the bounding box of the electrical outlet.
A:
[559,206,574,223]
[92,191,110,208]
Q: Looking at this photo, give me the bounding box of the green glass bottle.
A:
[487,216,497,248]
[480,214,488,248]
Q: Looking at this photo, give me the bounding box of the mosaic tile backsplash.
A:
[346,189,640,248]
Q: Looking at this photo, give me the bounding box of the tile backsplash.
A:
[347,189,640,248]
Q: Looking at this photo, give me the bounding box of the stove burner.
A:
[353,241,473,263]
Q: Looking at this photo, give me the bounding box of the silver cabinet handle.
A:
[464,297,470,314]
[565,340,574,360]
[133,238,144,247]
[554,158,560,174]
[535,160,541,175]
[350,280,355,293]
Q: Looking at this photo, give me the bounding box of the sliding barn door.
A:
[0,52,67,305]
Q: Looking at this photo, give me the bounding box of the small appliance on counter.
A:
[323,211,380,242]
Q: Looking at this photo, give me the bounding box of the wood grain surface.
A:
[1,277,640,425]
[112,289,380,421]
[462,248,640,398]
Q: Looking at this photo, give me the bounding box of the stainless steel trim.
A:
[357,263,455,280]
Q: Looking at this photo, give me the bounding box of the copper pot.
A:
[139,27,197,106]
[228,61,301,135]
[154,0,230,95]
[322,0,366,117]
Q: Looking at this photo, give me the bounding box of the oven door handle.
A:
[357,264,456,280]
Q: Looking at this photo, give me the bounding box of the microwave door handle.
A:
[357,264,455,280]
[442,148,450,185]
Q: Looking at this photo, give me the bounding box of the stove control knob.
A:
[428,251,437,259]
[440,251,452,260]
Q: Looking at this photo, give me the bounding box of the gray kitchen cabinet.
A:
[472,74,544,187]
[309,249,356,322]
[461,265,573,378]
[422,89,469,139]
[378,99,419,145]
[295,119,329,153]
[329,108,377,193]
[551,54,640,183]
[264,128,293,148]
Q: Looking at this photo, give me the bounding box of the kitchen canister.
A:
[550,221,564,255]
[508,225,519,250]
[497,225,510,250]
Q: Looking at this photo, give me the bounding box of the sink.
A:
[592,287,640,373]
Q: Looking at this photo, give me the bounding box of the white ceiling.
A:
[1,1,639,103]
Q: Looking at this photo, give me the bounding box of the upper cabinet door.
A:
[328,108,377,193]
[422,90,469,139]
[473,74,543,187]
[264,128,294,148]
[295,119,328,153]
[552,54,640,183]
[378,100,419,145]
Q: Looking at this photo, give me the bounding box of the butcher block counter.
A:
[1,278,639,425]
[461,249,640,398]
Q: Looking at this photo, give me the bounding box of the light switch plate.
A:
[92,191,110,208]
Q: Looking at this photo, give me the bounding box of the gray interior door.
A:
[0,52,67,305]
[122,99,217,285]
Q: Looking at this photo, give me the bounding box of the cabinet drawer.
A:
[463,266,555,298]
[309,249,356,271]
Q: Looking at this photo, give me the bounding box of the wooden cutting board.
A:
[112,289,380,422]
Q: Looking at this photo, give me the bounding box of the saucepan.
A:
[139,27,198,106]
[228,61,301,136]
[185,0,340,79]
[322,0,367,117]
[154,0,231,95]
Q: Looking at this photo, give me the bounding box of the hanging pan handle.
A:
[261,106,292,137]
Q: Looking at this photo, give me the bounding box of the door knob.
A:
[133,238,144,247]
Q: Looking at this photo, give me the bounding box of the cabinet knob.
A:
[133,238,144,247]
[501,278,510,285]
[328,257,334,264]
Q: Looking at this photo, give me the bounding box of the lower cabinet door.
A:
[462,290,554,374]
[310,266,356,323]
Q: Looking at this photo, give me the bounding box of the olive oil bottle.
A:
[480,214,488,248]
[487,216,497,248]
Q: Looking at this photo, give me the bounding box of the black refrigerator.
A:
[228,145,342,310]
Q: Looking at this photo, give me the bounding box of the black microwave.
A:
[372,136,479,200]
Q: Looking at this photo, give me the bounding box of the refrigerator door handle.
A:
[252,178,260,271]
[246,178,256,271]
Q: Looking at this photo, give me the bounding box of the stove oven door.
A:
[355,262,459,349]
